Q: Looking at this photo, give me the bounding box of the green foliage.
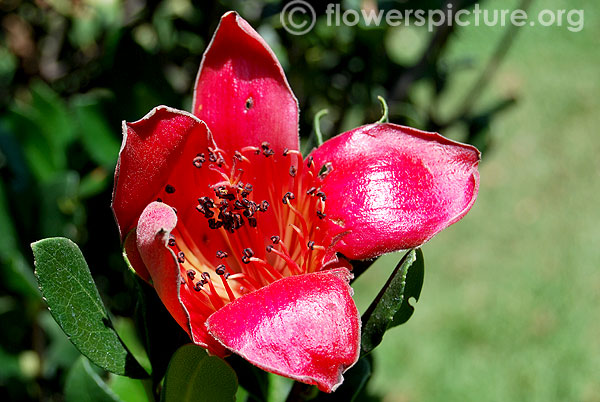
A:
[360,249,424,356]
[390,248,425,327]
[64,357,122,402]
[31,238,147,378]
[161,344,237,402]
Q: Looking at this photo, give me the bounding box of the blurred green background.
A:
[1,0,598,401]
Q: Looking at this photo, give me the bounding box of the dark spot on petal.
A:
[245,97,254,111]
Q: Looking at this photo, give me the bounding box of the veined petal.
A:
[136,201,226,356]
[311,123,480,260]
[111,106,214,241]
[206,268,360,393]
[192,11,299,156]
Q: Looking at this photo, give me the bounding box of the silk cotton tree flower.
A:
[111,12,480,393]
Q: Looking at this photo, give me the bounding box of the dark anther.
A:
[216,250,228,259]
[318,163,333,179]
[168,235,176,247]
[234,151,243,161]
[271,235,280,244]
[208,218,218,229]
[187,270,196,280]
[156,198,163,202]
[306,156,314,167]
[316,210,326,219]
[196,204,206,214]
[204,209,214,218]
[282,191,295,204]
[215,186,235,201]
[234,200,245,210]
[194,282,203,291]
[289,166,297,177]
[248,217,257,227]
[261,142,274,157]
[165,184,176,194]
[241,256,250,264]
[208,151,217,162]
[241,183,253,198]
[266,245,273,252]
[259,200,270,212]
[245,97,254,110]
[242,248,254,258]
[283,148,289,156]
[201,272,210,280]
[193,153,205,168]
[307,241,315,250]
[216,264,226,275]
[306,187,317,195]
[177,251,185,263]
[316,191,327,201]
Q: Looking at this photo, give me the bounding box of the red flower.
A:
[111,12,480,392]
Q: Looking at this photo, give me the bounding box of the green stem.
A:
[377,96,389,123]
[313,109,329,147]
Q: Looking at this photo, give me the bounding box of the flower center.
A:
[160,142,332,318]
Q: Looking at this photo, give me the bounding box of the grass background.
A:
[352,1,600,400]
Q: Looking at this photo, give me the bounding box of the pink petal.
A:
[206,268,360,393]
[112,106,214,241]
[136,201,227,356]
[192,11,299,156]
[310,123,480,260]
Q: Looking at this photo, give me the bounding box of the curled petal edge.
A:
[135,201,226,356]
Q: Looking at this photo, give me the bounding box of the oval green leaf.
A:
[31,237,147,378]
[161,344,237,402]
[360,248,424,356]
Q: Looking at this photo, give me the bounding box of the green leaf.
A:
[360,249,424,355]
[114,317,151,375]
[390,248,424,328]
[0,180,38,299]
[31,237,147,378]
[29,80,77,149]
[71,95,121,168]
[38,171,82,238]
[109,374,152,402]
[64,357,122,402]
[161,344,237,402]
